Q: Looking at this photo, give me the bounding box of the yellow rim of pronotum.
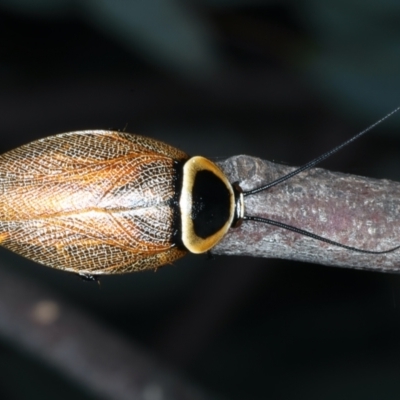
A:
[180,156,235,253]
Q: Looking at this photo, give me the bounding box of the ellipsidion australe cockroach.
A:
[0,108,399,277]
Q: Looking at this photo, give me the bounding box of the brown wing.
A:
[0,131,188,274]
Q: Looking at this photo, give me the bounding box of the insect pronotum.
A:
[0,108,399,277]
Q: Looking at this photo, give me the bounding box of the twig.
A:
[214,156,400,272]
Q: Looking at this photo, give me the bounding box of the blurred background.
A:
[1,0,400,399]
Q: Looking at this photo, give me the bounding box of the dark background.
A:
[1,1,400,399]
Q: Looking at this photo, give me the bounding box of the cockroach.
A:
[0,108,399,276]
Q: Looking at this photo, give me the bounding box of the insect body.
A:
[0,131,242,275]
[0,109,399,275]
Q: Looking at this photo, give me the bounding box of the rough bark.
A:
[214,156,400,272]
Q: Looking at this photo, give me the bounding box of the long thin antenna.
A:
[244,106,400,197]
[244,216,400,254]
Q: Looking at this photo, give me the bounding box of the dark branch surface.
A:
[214,156,400,272]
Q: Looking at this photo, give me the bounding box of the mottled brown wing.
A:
[0,131,188,274]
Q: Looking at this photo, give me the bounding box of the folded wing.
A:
[0,131,188,274]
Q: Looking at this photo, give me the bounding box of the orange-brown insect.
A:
[1,110,399,277]
[0,131,191,275]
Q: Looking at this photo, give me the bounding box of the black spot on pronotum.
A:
[191,170,231,239]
